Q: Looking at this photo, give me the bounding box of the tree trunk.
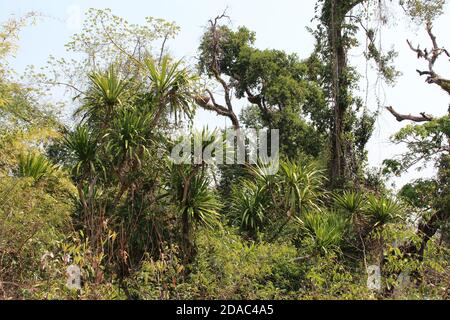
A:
[328,0,348,188]
[181,209,193,263]
[383,209,449,296]
[180,171,198,264]
[404,209,448,262]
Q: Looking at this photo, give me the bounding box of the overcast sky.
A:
[1,0,449,188]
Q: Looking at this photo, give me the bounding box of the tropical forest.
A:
[0,0,449,300]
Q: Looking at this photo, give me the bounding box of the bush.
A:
[127,227,305,300]
[301,210,348,254]
[0,173,75,298]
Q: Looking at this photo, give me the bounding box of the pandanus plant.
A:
[145,56,197,124]
[104,107,152,169]
[164,129,224,261]
[364,195,404,229]
[17,152,55,182]
[333,191,365,216]
[302,210,348,255]
[75,66,128,126]
[333,191,366,232]
[231,160,325,240]
[61,56,200,269]
[279,160,324,217]
[169,165,221,228]
[63,125,105,211]
[167,163,221,261]
[247,160,325,217]
[333,191,403,230]
[230,179,268,237]
[63,124,107,255]
[63,125,104,178]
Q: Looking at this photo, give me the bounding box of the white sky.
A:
[1,0,449,188]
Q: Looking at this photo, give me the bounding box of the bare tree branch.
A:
[407,22,450,95]
[194,11,240,129]
[386,106,434,122]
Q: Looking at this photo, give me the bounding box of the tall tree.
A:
[195,13,241,129]
[313,0,384,188]
[312,0,445,188]
[196,14,326,159]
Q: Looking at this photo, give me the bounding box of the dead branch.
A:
[407,22,450,95]
[194,11,240,129]
[386,106,434,122]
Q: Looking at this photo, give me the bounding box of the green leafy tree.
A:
[312,0,445,188]
[196,15,326,159]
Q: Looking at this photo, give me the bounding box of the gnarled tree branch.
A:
[407,22,450,95]
[194,12,240,129]
[386,106,434,122]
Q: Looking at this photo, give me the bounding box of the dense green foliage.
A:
[0,4,448,300]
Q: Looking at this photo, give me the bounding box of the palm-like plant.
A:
[63,125,103,178]
[168,164,221,228]
[302,210,348,254]
[247,160,279,192]
[231,160,325,241]
[17,152,55,182]
[76,66,128,124]
[167,164,221,261]
[145,56,196,121]
[333,191,365,216]
[279,160,324,216]
[364,195,404,229]
[182,174,221,228]
[194,127,231,165]
[104,108,151,168]
[230,180,269,235]
[167,127,231,168]
[89,66,128,106]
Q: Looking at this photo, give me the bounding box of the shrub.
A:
[300,210,348,255]
[0,173,75,298]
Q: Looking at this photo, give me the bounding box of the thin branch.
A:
[158,34,169,66]
[42,80,85,95]
[99,17,144,69]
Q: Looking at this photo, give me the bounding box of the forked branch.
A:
[407,22,450,95]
